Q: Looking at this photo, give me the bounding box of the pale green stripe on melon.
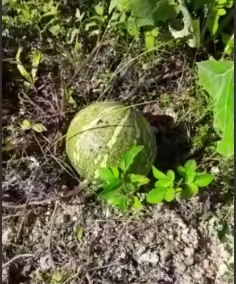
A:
[107,109,131,149]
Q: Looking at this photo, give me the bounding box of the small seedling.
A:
[21,119,47,133]
[16,47,43,86]
[98,145,149,211]
[147,159,214,204]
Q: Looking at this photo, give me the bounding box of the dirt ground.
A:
[2,41,234,284]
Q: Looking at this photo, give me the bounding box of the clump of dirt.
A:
[2,198,231,284]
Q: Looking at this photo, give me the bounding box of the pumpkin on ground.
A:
[66,101,157,181]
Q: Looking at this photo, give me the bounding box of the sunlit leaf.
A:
[21,119,32,130]
[98,168,115,183]
[165,187,175,202]
[198,60,234,158]
[184,159,197,171]
[145,29,158,50]
[32,123,47,133]
[187,183,199,194]
[99,179,121,199]
[177,166,186,176]
[75,226,84,241]
[109,0,118,14]
[152,166,167,180]
[146,186,166,204]
[155,179,173,188]
[128,174,150,187]
[194,174,214,187]
[131,196,141,209]
[94,2,104,16]
[120,145,144,172]
[31,50,42,81]
[167,170,175,180]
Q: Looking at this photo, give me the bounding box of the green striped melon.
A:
[66,101,157,181]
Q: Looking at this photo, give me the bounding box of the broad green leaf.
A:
[107,194,126,206]
[194,174,214,187]
[167,170,175,180]
[184,159,197,171]
[119,196,129,211]
[185,171,196,183]
[217,8,226,16]
[49,24,61,35]
[155,179,173,188]
[175,187,183,197]
[207,9,219,35]
[187,183,199,194]
[146,187,166,204]
[21,119,31,130]
[128,174,150,187]
[111,167,120,179]
[198,61,234,158]
[117,0,132,12]
[109,0,118,14]
[98,168,115,183]
[94,2,104,16]
[165,187,175,202]
[132,196,142,209]
[177,166,186,176]
[120,145,144,172]
[152,166,167,180]
[99,179,122,198]
[145,29,158,51]
[132,0,179,25]
[32,123,47,133]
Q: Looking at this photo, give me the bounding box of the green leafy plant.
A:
[98,145,150,211]
[21,119,47,133]
[198,60,234,158]
[147,159,214,204]
[16,47,43,86]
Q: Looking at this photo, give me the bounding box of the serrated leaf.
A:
[194,174,214,187]
[132,196,142,209]
[198,60,234,158]
[177,166,186,176]
[98,168,115,183]
[187,183,199,194]
[152,166,167,180]
[155,179,173,188]
[99,179,121,199]
[184,159,197,171]
[165,187,175,202]
[167,170,175,180]
[21,119,32,130]
[120,145,144,172]
[128,174,150,187]
[146,187,166,204]
[32,123,47,133]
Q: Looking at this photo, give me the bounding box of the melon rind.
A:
[66,102,157,181]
